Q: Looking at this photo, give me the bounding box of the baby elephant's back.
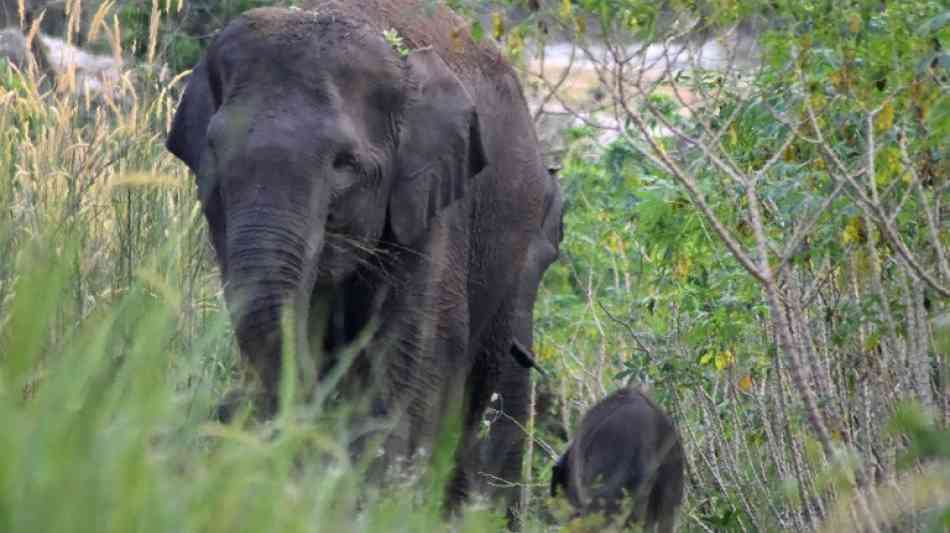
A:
[572,388,685,522]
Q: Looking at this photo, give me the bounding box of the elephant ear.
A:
[389,48,487,246]
[166,56,217,174]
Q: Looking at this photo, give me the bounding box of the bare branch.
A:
[801,89,950,298]
[596,300,654,358]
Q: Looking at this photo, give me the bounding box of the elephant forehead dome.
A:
[210,8,404,111]
[237,7,361,47]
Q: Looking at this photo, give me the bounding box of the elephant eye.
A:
[332,151,362,173]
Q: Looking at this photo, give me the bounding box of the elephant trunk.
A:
[224,206,324,413]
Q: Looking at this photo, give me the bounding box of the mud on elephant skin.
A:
[165,0,562,519]
[551,386,685,532]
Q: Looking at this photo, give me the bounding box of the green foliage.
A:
[886,403,950,531]
[538,122,769,390]
[890,402,950,466]
[526,0,948,529]
[382,28,411,57]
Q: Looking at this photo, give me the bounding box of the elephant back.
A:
[303,0,510,80]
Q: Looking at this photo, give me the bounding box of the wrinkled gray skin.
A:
[165,0,562,521]
[478,166,562,527]
[551,387,685,532]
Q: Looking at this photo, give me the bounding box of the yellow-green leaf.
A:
[674,256,690,280]
[491,11,504,40]
[875,147,902,187]
[606,232,624,254]
[715,350,735,370]
[575,14,586,35]
[538,343,556,362]
[559,0,572,21]
[847,12,861,33]
[875,101,894,132]
[841,216,864,245]
[864,331,881,352]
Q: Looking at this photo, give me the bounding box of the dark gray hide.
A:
[551,387,685,532]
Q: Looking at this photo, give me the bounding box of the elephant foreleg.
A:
[483,361,530,528]
[473,302,531,530]
[444,352,495,514]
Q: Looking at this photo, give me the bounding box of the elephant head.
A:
[166,8,486,411]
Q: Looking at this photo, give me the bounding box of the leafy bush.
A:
[513,0,949,529]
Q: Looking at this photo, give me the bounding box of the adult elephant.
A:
[165,0,562,518]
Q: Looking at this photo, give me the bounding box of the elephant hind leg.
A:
[647,446,686,533]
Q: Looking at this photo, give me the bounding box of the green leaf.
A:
[470,20,484,42]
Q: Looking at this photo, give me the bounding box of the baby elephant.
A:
[551,386,685,532]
